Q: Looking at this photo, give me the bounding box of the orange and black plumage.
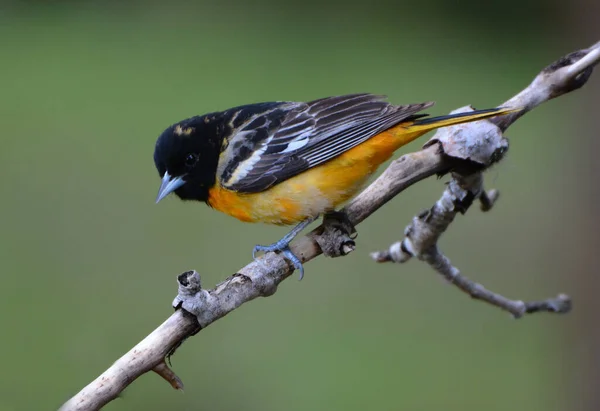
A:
[154,93,514,278]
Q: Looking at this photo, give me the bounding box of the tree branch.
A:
[59,40,599,411]
[370,171,572,318]
[369,39,600,317]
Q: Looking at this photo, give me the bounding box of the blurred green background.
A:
[1,1,598,410]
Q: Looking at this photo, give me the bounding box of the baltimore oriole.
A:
[154,93,514,278]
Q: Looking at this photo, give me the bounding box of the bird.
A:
[154,93,515,279]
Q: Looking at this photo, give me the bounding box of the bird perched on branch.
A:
[154,93,514,279]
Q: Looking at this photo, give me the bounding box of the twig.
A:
[424,248,571,318]
[59,41,598,411]
[370,172,572,318]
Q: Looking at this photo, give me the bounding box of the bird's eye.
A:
[185,153,199,168]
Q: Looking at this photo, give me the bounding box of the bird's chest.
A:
[208,165,369,225]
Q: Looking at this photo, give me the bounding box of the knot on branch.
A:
[177,270,202,294]
[313,211,357,257]
[172,257,289,327]
[542,50,594,96]
[544,50,589,73]
[443,174,483,214]
[172,270,212,323]
[424,106,509,168]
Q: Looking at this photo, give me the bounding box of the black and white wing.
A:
[217,93,433,193]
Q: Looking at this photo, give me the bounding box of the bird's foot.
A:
[253,242,305,280]
[252,216,317,280]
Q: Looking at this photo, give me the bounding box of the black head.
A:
[154,114,224,203]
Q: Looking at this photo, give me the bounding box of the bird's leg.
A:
[253,216,318,280]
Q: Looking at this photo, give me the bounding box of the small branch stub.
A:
[313,211,358,257]
[153,361,184,391]
[479,189,499,212]
[524,294,572,315]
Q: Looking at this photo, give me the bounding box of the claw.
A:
[282,247,305,280]
[251,216,317,280]
[253,243,305,280]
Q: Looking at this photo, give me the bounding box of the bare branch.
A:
[60,310,199,411]
[59,41,598,411]
[370,172,572,317]
[423,247,571,318]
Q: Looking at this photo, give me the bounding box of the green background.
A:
[0,1,597,410]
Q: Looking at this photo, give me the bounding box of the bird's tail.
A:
[406,107,519,133]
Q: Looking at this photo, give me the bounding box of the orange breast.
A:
[207,125,423,225]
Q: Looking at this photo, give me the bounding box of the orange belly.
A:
[207,125,423,225]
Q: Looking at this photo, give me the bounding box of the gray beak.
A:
[156,171,185,203]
